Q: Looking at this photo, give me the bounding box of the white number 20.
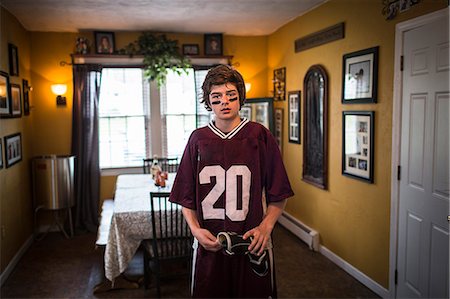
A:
[199,165,251,221]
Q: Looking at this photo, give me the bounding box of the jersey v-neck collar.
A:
[208,118,249,139]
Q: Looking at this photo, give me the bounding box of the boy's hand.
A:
[193,228,222,252]
[243,222,272,256]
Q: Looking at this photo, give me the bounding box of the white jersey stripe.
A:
[208,118,249,139]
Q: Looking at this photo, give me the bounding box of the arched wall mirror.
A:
[302,65,328,189]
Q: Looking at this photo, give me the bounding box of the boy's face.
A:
[209,83,240,122]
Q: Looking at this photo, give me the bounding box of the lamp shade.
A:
[51,84,67,95]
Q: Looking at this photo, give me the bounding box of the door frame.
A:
[389,7,449,299]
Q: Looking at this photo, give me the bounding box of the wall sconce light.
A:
[51,84,67,106]
[245,83,252,93]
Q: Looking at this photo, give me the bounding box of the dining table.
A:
[95,173,175,291]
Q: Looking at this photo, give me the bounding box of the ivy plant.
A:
[119,32,191,86]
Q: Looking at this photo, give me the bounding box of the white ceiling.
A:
[2,0,327,36]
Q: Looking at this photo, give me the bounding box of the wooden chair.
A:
[142,192,193,297]
[143,157,179,174]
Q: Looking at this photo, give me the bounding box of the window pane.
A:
[99,68,148,169]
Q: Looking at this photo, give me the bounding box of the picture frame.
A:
[273,67,286,101]
[240,106,252,120]
[4,133,22,168]
[22,79,30,115]
[204,33,223,56]
[182,44,200,56]
[288,90,301,144]
[274,108,283,152]
[8,43,19,76]
[94,31,115,54]
[342,46,379,103]
[0,71,11,116]
[10,84,22,117]
[243,97,274,134]
[342,111,375,183]
[0,138,3,169]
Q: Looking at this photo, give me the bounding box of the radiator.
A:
[278,211,319,251]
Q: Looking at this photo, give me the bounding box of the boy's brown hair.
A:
[201,65,246,111]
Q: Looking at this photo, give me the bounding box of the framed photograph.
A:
[240,106,252,120]
[243,97,274,134]
[182,44,200,56]
[0,138,3,169]
[273,67,286,101]
[0,71,11,116]
[94,31,115,54]
[22,79,30,115]
[10,84,22,117]
[204,33,223,56]
[342,111,375,183]
[342,46,379,103]
[8,43,19,76]
[288,90,301,144]
[274,108,283,152]
[4,133,22,168]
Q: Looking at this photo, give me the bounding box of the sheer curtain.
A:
[71,64,102,232]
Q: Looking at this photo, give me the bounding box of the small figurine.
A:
[75,37,90,54]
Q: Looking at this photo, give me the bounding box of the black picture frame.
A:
[94,31,115,54]
[288,90,301,144]
[8,43,19,76]
[342,111,375,183]
[204,33,223,56]
[182,44,200,56]
[22,79,30,115]
[274,108,283,152]
[10,83,22,117]
[243,97,274,134]
[4,132,22,168]
[0,138,3,169]
[0,71,11,116]
[342,46,379,103]
[273,67,286,101]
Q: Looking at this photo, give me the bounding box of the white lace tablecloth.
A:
[104,173,174,282]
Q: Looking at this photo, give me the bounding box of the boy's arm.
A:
[242,199,287,256]
[182,207,222,252]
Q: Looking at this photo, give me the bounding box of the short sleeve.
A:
[264,131,294,202]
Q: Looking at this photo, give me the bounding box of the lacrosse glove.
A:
[217,231,269,277]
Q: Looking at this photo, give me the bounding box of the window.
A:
[99,67,212,169]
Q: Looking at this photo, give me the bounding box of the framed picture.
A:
[10,84,22,117]
[4,133,22,168]
[0,71,11,116]
[22,79,30,115]
[182,44,200,56]
[94,31,115,54]
[342,46,379,103]
[240,106,252,120]
[243,97,274,134]
[0,138,3,169]
[342,111,375,183]
[8,43,19,76]
[288,90,301,144]
[274,108,283,152]
[204,33,223,56]
[273,67,286,101]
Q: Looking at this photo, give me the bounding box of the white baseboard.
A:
[278,215,389,298]
[0,235,34,286]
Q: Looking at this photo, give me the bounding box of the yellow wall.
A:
[0,7,33,273]
[269,0,446,288]
[0,0,446,290]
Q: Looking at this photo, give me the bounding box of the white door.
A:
[397,11,449,299]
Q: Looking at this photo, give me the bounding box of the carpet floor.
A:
[1,224,380,298]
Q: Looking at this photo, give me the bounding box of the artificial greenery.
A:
[119,32,191,85]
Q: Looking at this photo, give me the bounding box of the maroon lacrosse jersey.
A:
[169,119,294,298]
